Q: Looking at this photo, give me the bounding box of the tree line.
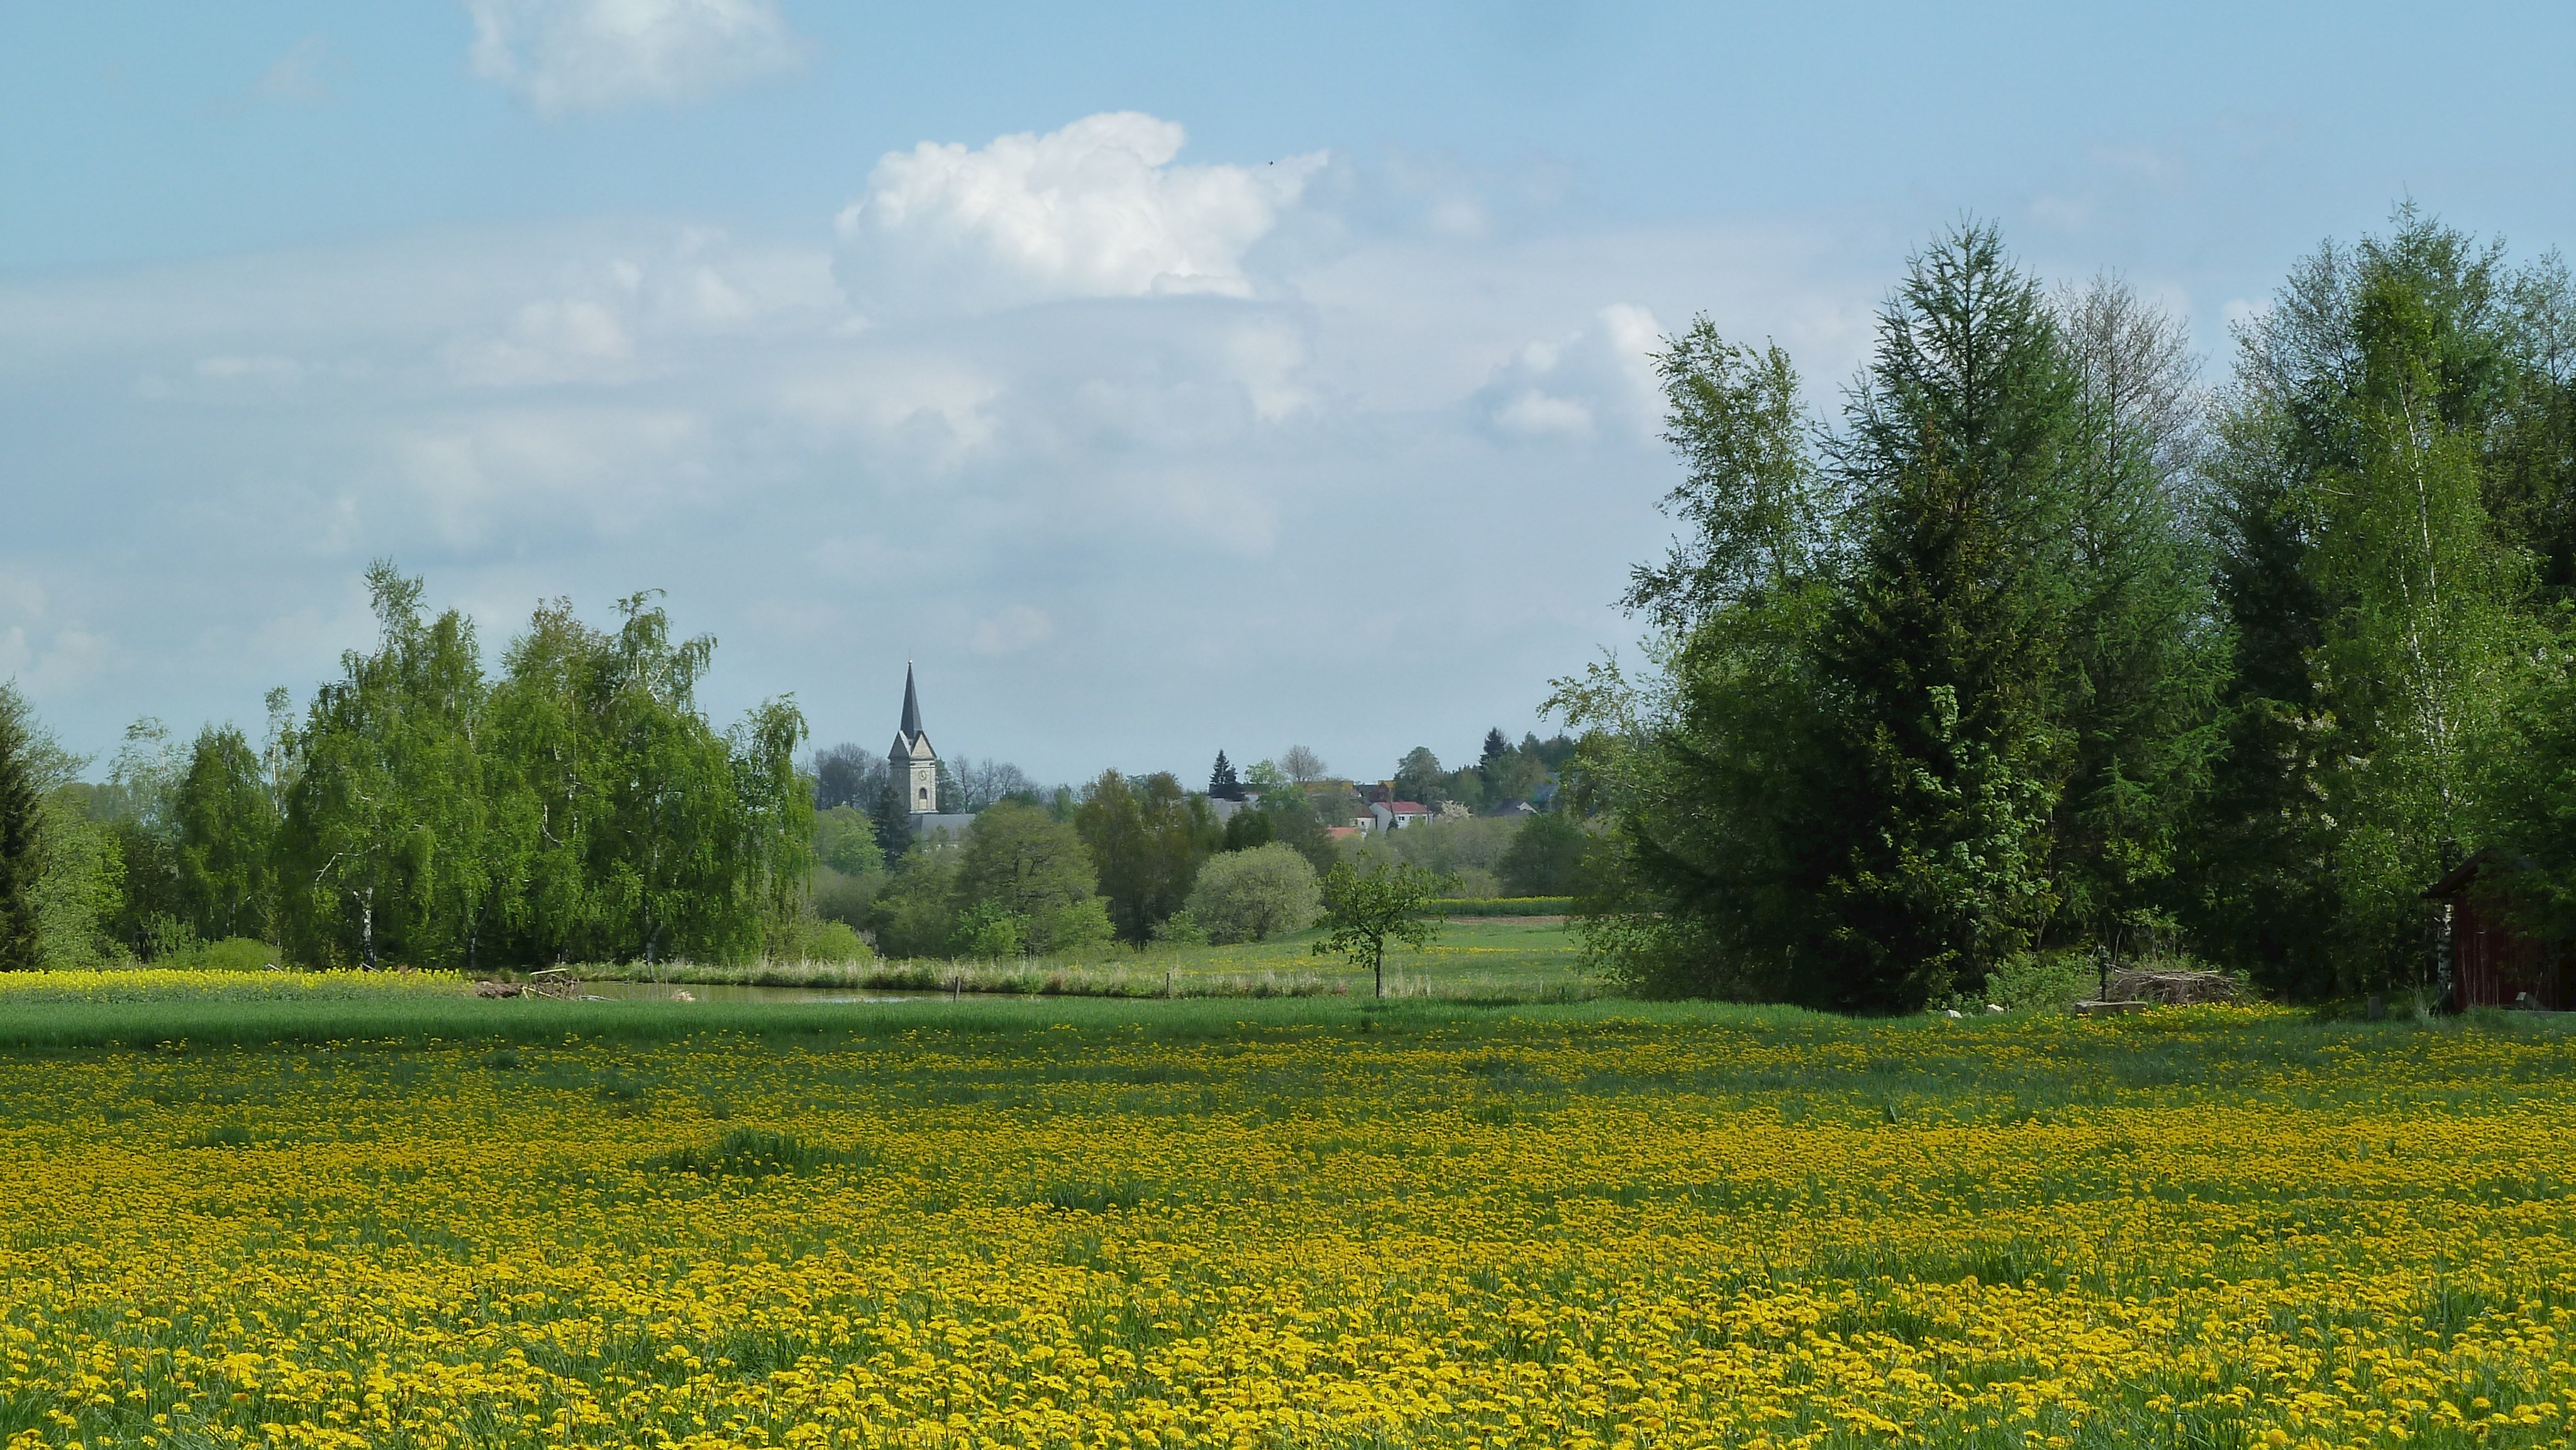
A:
[1558,209,2576,1009]
[0,564,811,971]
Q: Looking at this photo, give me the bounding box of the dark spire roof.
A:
[899,661,923,739]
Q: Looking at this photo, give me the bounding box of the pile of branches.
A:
[2106,968,2239,1005]
[474,968,580,1000]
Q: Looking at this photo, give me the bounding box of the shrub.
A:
[949,901,1026,959]
[1029,896,1113,954]
[1185,844,1322,943]
[1150,910,1211,947]
[769,917,870,963]
[1969,951,2100,1011]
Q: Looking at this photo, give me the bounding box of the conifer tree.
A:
[0,684,44,970]
[1804,222,2079,1008]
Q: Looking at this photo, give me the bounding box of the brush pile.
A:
[2106,968,2240,1005]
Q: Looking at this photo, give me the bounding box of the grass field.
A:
[3,995,2574,1448]
[581,917,1596,1002]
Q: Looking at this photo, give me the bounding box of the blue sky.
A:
[3,2,2571,786]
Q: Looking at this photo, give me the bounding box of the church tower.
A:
[888,663,939,817]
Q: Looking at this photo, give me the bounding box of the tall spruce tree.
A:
[1805,223,2079,1008]
[1558,223,2225,1009]
[0,683,45,970]
[2045,277,2227,967]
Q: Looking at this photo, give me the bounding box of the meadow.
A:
[1,985,2573,1449]
[578,918,1594,1004]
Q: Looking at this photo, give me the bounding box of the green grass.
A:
[580,917,1594,1002]
[5,982,2572,1112]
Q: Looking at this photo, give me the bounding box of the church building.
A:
[890,663,975,838]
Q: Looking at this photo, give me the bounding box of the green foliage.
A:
[809,865,879,933]
[1957,951,2099,1012]
[9,565,818,974]
[1315,858,1447,997]
[767,915,869,963]
[2186,208,2570,997]
[1391,746,1448,807]
[175,726,276,944]
[1563,223,2230,1011]
[955,800,1104,954]
[0,683,45,970]
[1219,806,1274,853]
[1436,897,1575,917]
[948,900,1027,959]
[1074,771,1219,943]
[30,795,124,968]
[1497,814,1592,897]
[1148,909,1209,948]
[812,807,884,877]
[2484,616,2576,938]
[1184,843,1321,943]
[870,846,961,960]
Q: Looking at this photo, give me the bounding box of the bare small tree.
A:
[1280,745,1328,784]
[954,758,1036,812]
[2056,274,2206,525]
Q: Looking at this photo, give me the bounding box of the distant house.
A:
[2423,851,2567,1010]
[1370,800,1430,833]
[1481,799,1539,817]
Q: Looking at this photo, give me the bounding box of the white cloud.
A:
[836,112,1326,311]
[1492,389,1594,438]
[467,0,799,116]
[453,297,638,385]
[0,140,1897,782]
[969,606,1055,657]
[1478,302,1663,441]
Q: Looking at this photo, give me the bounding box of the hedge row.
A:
[1435,897,1574,917]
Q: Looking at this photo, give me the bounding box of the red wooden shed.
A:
[2423,851,2568,1011]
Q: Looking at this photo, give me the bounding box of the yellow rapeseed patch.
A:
[0,970,466,1005]
[1,1008,2572,1447]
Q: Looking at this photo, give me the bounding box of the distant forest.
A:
[1557,208,2576,1009]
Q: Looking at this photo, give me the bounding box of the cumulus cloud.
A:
[467,0,799,116]
[1,133,1898,782]
[836,112,1326,312]
[452,297,638,385]
[1477,303,1663,441]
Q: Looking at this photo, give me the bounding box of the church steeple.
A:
[889,661,939,817]
[899,661,924,739]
